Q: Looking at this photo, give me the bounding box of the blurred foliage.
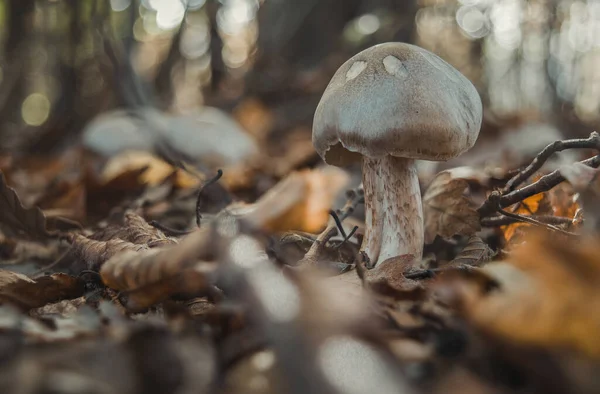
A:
[0,0,598,155]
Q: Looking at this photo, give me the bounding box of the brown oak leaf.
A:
[423,171,481,243]
[0,270,85,310]
[90,211,177,248]
[0,170,55,240]
[69,233,149,271]
[448,236,495,268]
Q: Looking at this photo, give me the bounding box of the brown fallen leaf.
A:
[500,191,549,241]
[90,211,177,248]
[360,254,426,300]
[0,270,85,310]
[29,296,87,318]
[122,265,215,312]
[448,236,495,268]
[423,170,481,243]
[69,233,150,271]
[435,231,600,358]
[0,170,56,240]
[101,150,200,188]
[100,228,215,291]
[233,167,349,233]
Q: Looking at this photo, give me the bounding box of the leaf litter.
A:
[0,129,600,394]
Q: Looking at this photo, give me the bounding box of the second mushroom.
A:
[312,42,483,268]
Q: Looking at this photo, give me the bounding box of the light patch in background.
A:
[251,350,276,371]
[22,93,51,127]
[217,0,259,35]
[187,0,207,10]
[110,0,131,12]
[247,264,300,323]
[356,14,380,35]
[318,336,405,394]
[180,22,210,59]
[218,0,260,70]
[456,6,489,38]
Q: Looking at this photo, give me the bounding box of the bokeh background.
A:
[0,0,599,156]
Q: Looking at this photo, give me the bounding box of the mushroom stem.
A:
[361,155,423,266]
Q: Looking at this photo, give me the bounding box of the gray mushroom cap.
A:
[312,42,483,166]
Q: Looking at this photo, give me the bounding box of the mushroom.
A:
[312,42,482,267]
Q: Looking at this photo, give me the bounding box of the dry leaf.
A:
[0,170,56,240]
[436,231,600,358]
[423,171,481,243]
[0,270,85,310]
[69,233,149,271]
[363,254,426,299]
[100,228,215,291]
[101,150,199,188]
[448,236,495,267]
[99,228,217,311]
[560,162,600,231]
[90,211,177,248]
[501,192,548,241]
[238,167,349,233]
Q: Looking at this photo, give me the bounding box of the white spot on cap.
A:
[383,56,408,80]
[346,61,367,81]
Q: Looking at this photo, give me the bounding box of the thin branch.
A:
[334,226,359,249]
[328,210,347,239]
[478,154,600,217]
[481,215,574,227]
[196,169,224,227]
[497,208,578,237]
[149,220,193,236]
[504,132,600,192]
[295,187,364,268]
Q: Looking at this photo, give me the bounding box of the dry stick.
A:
[478,154,600,217]
[497,208,578,236]
[296,187,364,267]
[504,131,600,192]
[31,247,72,276]
[481,215,573,227]
[196,169,224,227]
[149,220,193,236]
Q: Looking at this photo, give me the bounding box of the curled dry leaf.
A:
[0,270,85,310]
[232,167,349,233]
[101,150,200,188]
[500,191,549,241]
[0,171,56,240]
[100,228,217,310]
[436,231,600,358]
[69,233,149,271]
[448,236,495,268]
[90,211,177,248]
[359,254,426,300]
[423,171,481,243]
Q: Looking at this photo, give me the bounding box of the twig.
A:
[196,169,223,227]
[478,154,600,217]
[403,264,476,280]
[31,247,72,276]
[497,208,578,236]
[295,187,364,268]
[334,226,359,249]
[149,220,193,236]
[295,226,338,267]
[504,132,600,192]
[481,215,574,227]
[328,210,347,239]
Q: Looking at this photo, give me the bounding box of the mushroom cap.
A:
[312,42,483,166]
